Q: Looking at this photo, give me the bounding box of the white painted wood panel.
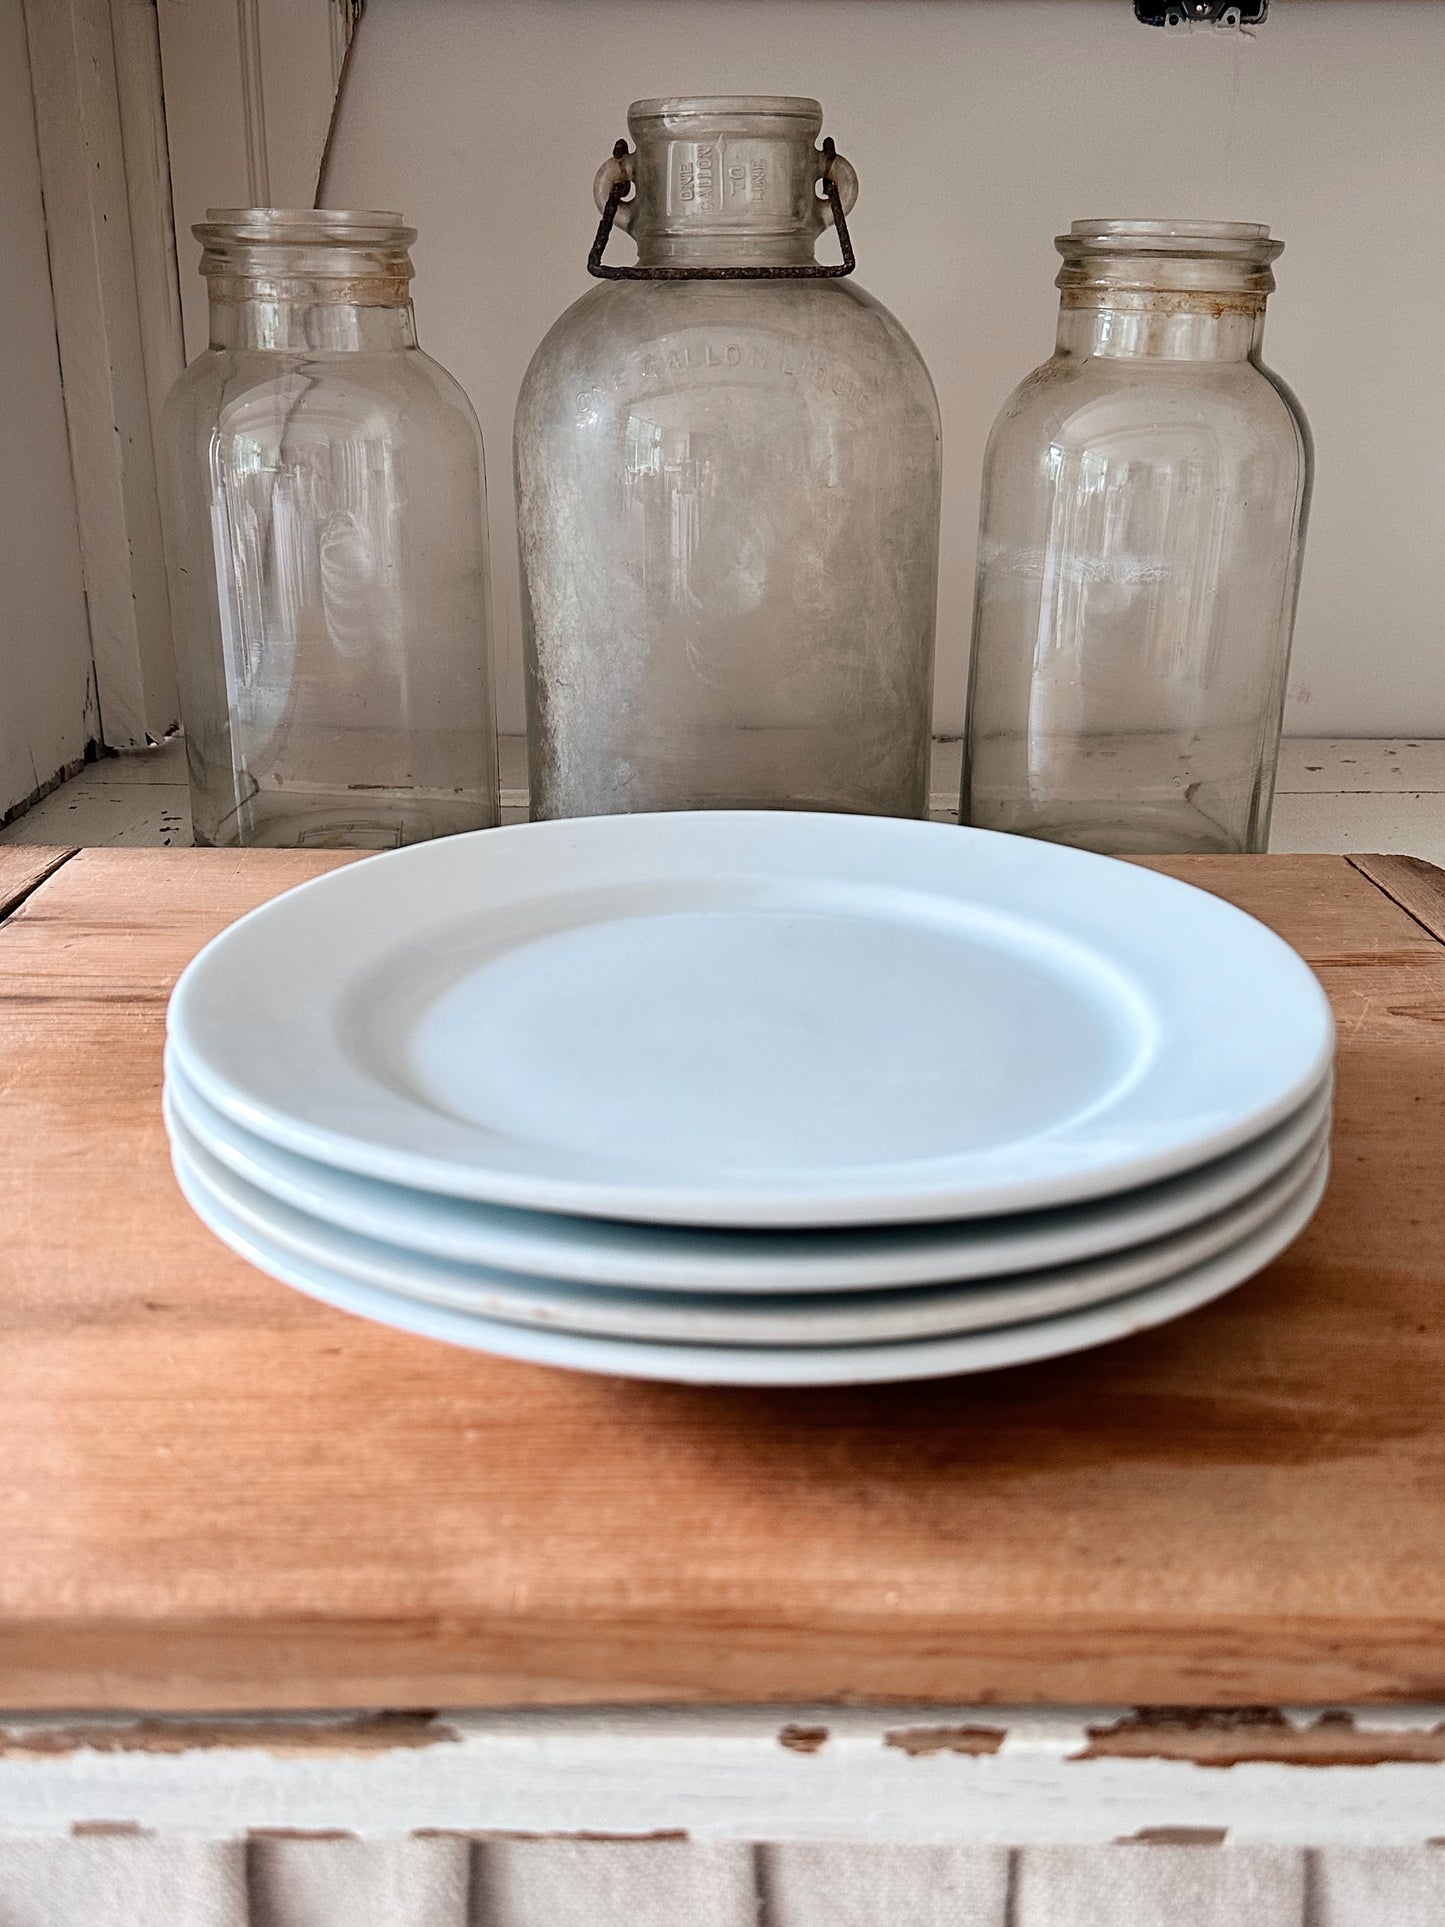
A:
[110,0,186,454]
[22,0,179,751]
[249,1835,469,1926]
[1277,738,1445,795]
[7,1708,1445,1848]
[2,1833,1445,1926]
[1314,1850,1445,1927]
[1013,1844,1307,1927]
[477,1840,757,1927]
[0,0,96,822]
[1269,789,1445,862]
[758,1843,1011,1926]
[0,1837,246,1927]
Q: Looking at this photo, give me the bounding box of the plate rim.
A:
[170,1138,1331,1385]
[168,1112,1329,1346]
[167,812,1336,1227]
[163,1052,1333,1292]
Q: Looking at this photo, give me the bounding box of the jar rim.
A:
[628,95,822,124]
[196,207,416,248]
[1059,218,1282,263]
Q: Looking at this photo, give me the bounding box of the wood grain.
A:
[0,845,75,922]
[3,848,1445,1711]
[1349,853,1445,947]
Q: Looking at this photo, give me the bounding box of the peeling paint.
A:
[778,1725,829,1754]
[248,1828,359,1841]
[70,1820,150,1837]
[0,1713,458,1759]
[1120,1827,1228,1845]
[884,1725,1006,1758]
[1077,1708,1445,1769]
[469,1829,691,1843]
[9,1708,1445,1846]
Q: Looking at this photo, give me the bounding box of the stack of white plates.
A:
[164,813,1334,1387]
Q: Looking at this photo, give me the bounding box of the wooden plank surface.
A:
[0,846,75,922]
[1349,853,1445,946]
[2,848,1445,1712]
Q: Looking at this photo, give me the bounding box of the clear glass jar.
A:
[961,219,1311,856]
[515,98,941,821]
[158,209,498,849]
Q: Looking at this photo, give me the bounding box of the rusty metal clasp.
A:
[586,136,857,282]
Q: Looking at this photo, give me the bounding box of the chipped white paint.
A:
[4,1707,1445,1845]
[1275,739,1445,796]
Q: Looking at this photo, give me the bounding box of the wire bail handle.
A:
[587,135,858,281]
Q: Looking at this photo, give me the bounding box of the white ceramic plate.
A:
[169,1118,1328,1346]
[165,1055,1332,1294]
[167,812,1334,1227]
[170,1140,1330,1386]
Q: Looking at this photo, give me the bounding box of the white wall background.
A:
[0,0,96,816]
[322,0,1445,741]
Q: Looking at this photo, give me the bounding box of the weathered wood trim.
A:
[5,1708,1445,1846]
[22,0,179,751]
[109,0,186,458]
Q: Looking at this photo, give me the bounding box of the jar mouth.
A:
[629,95,822,123]
[1059,218,1282,263]
[1070,219,1268,238]
[196,207,417,249]
[194,208,417,296]
[1056,218,1282,299]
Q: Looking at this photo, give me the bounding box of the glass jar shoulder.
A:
[985,350,1306,474]
[160,350,229,440]
[163,344,479,450]
[517,278,938,429]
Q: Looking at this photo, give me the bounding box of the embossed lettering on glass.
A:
[515,98,942,820]
[961,220,1311,856]
[158,210,498,849]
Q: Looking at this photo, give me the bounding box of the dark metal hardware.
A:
[1135,1,1266,23]
[587,137,856,281]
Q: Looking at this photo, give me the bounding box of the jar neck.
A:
[619,97,838,271]
[636,229,818,271]
[1055,292,1265,363]
[193,210,419,353]
[1051,221,1280,365]
[207,292,418,352]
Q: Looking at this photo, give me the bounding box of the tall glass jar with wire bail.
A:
[158,209,498,849]
[961,219,1312,856]
[515,98,942,821]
